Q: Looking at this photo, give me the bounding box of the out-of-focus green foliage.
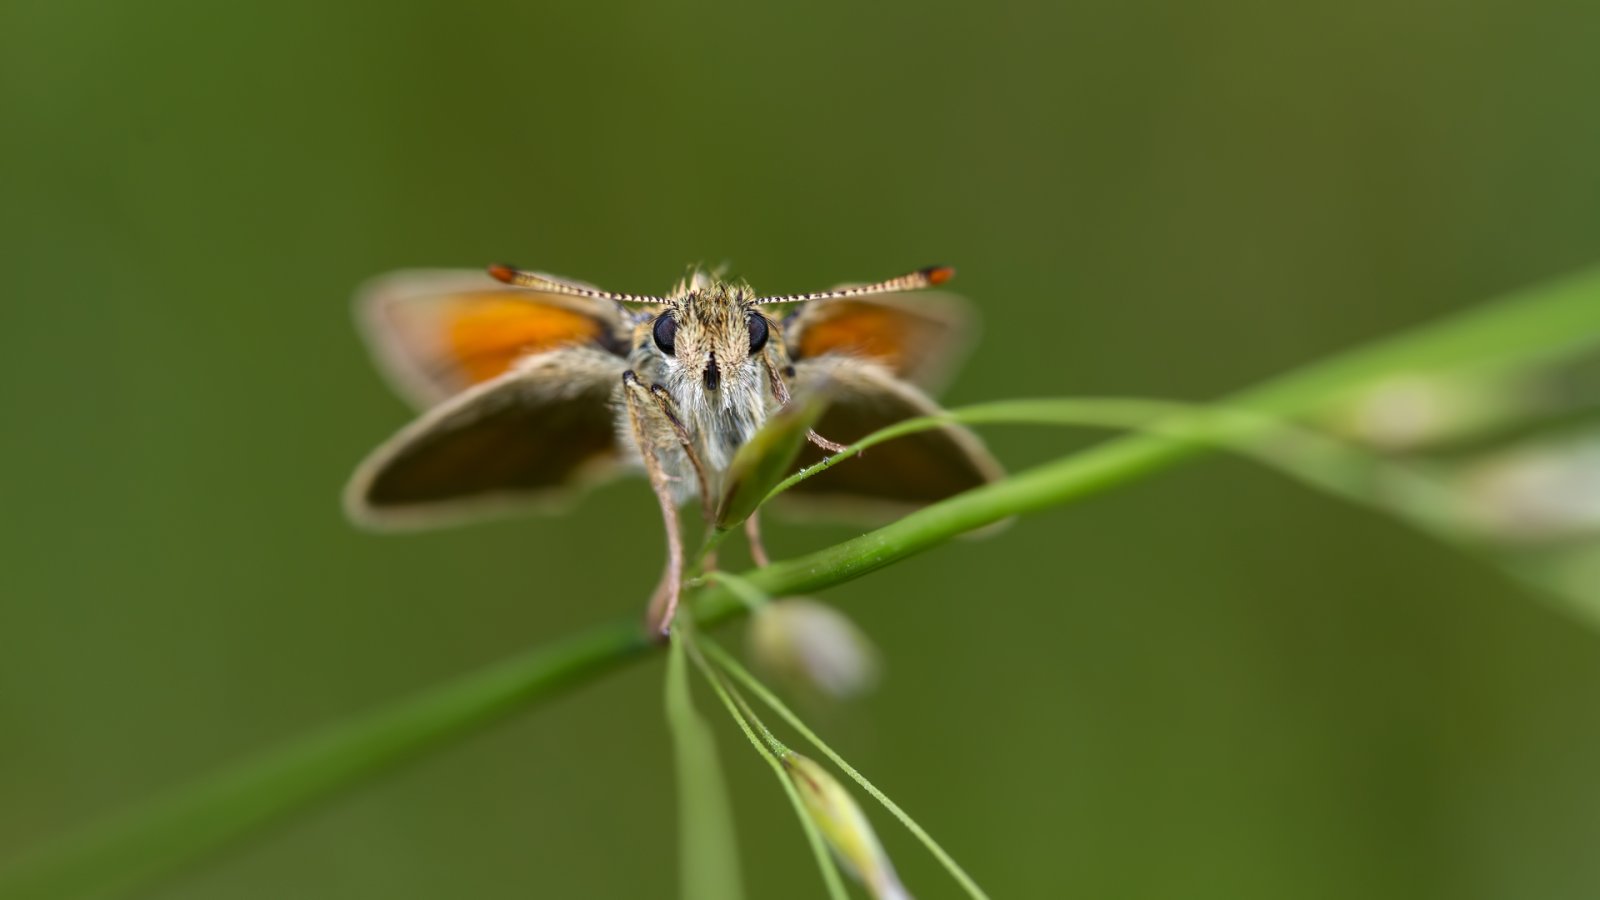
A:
[5,1,1600,897]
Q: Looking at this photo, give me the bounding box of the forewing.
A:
[780,289,973,390]
[356,269,629,409]
[777,357,1003,519]
[345,347,626,530]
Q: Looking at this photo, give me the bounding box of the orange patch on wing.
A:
[445,295,602,384]
[797,304,911,371]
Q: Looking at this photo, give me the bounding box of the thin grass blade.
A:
[704,640,990,900]
[680,636,851,900]
[665,629,744,900]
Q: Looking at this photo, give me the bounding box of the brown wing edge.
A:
[773,358,1007,528]
[343,347,627,532]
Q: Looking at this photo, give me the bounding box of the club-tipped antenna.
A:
[488,264,668,305]
[754,265,955,304]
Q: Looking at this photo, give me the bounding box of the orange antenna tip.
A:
[755,264,958,304]
[483,263,668,305]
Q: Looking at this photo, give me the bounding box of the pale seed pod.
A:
[1324,371,1553,452]
[747,599,880,700]
[784,752,911,900]
[1455,434,1600,543]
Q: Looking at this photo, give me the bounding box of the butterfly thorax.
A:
[623,277,782,499]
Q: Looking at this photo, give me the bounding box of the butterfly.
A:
[345,263,1002,634]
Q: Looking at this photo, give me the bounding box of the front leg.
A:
[647,383,715,525]
[765,351,845,453]
[624,371,686,638]
[647,383,719,571]
[744,510,771,568]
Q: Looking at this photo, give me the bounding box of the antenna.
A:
[487,264,668,305]
[754,265,955,305]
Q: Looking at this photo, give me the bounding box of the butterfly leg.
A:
[806,430,849,453]
[647,384,714,524]
[765,352,847,455]
[624,372,686,638]
[744,510,771,568]
[647,383,720,571]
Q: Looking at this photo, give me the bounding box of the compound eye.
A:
[652,313,677,356]
[747,310,769,354]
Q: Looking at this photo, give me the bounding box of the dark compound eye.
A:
[747,310,769,354]
[652,313,677,356]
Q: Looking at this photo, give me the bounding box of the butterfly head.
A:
[649,279,774,411]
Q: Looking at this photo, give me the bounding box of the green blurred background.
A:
[5,0,1600,897]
